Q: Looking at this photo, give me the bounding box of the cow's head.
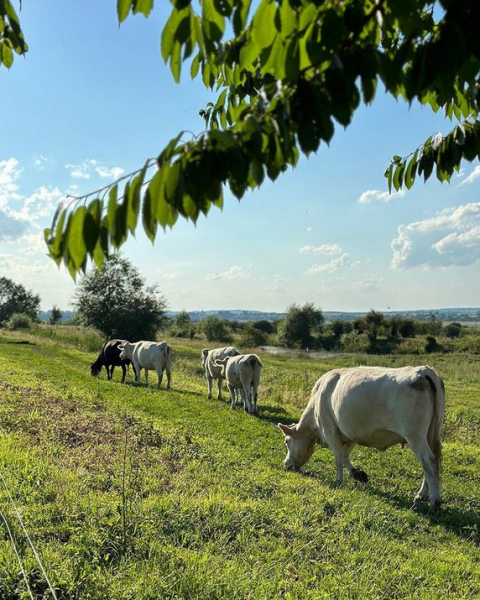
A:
[118,342,131,361]
[90,362,102,377]
[201,349,209,367]
[278,423,316,472]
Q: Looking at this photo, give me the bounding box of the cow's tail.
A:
[214,357,229,377]
[166,344,173,371]
[249,355,263,368]
[423,367,446,478]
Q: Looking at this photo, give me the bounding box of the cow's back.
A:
[135,341,167,368]
[316,366,443,450]
[208,346,239,377]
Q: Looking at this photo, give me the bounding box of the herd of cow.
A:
[91,339,446,510]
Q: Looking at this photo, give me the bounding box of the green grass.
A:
[0,330,479,599]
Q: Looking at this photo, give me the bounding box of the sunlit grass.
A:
[0,329,479,599]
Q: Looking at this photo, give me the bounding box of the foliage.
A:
[6,312,33,330]
[168,310,196,338]
[252,319,276,335]
[38,0,480,276]
[277,303,324,349]
[72,254,167,340]
[445,321,462,338]
[365,309,385,343]
[240,323,268,348]
[49,305,63,325]
[0,276,40,325]
[200,315,232,343]
[0,0,27,70]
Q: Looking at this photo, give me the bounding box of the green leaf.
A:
[107,185,119,236]
[127,164,147,234]
[279,0,296,38]
[117,0,132,23]
[252,0,277,49]
[404,151,418,190]
[239,37,259,71]
[67,206,88,270]
[132,0,153,18]
[0,44,13,68]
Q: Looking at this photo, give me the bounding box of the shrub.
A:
[240,325,268,349]
[7,313,34,330]
[340,332,370,353]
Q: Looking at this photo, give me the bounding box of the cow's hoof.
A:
[351,468,369,483]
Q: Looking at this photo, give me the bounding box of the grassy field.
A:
[0,329,479,599]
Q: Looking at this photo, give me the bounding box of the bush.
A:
[396,338,426,355]
[340,332,370,353]
[7,313,34,330]
[200,316,232,343]
[240,325,268,348]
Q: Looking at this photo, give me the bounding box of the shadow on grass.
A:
[367,486,480,543]
[2,339,38,346]
[297,465,480,545]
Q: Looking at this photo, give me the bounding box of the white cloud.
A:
[33,154,51,170]
[306,253,358,274]
[299,244,341,256]
[0,158,23,207]
[391,202,480,269]
[354,274,384,294]
[160,272,182,280]
[95,166,125,179]
[205,266,248,281]
[458,165,480,186]
[65,159,124,180]
[306,227,313,232]
[358,189,406,204]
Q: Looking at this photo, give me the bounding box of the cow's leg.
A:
[166,367,171,390]
[121,365,126,384]
[343,443,368,483]
[144,369,149,387]
[416,477,430,502]
[322,430,345,485]
[243,386,253,414]
[228,383,237,409]
[133,361,141,384]
[216,377,223,401]
[156,368,163,389]
[408,438,441,510]
[206,373,213,399]
[107,366,113,380]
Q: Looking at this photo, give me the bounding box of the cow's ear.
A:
[202,349,209,356]
[278,423,298,437]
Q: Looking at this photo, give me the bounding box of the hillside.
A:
[0,332,479,599]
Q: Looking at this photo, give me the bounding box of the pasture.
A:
[0,329,479,599]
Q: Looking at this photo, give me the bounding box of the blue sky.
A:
[1,1,479,313]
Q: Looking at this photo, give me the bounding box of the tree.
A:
[37,0,480,276]
[170,310,194,337]
[444,322,462,338]
[200,315,232,343]
[72,254,167,340]
[240,324,268,348]
[278,303,323,349]
[49,305,63,325]
[0,277,40,326]
[365,309,385,343]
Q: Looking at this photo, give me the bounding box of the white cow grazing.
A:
[201,346,240,400]
[278,365,445,510]
[215,354,263,415]
[119,341,172,389]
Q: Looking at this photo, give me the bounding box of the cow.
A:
[201,346,240,400]
[119,341,172,389]
[278,365,445,510]
[215,354,263,415]
[90,339,134,383]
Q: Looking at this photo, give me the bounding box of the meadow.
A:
[0,328,479,599]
